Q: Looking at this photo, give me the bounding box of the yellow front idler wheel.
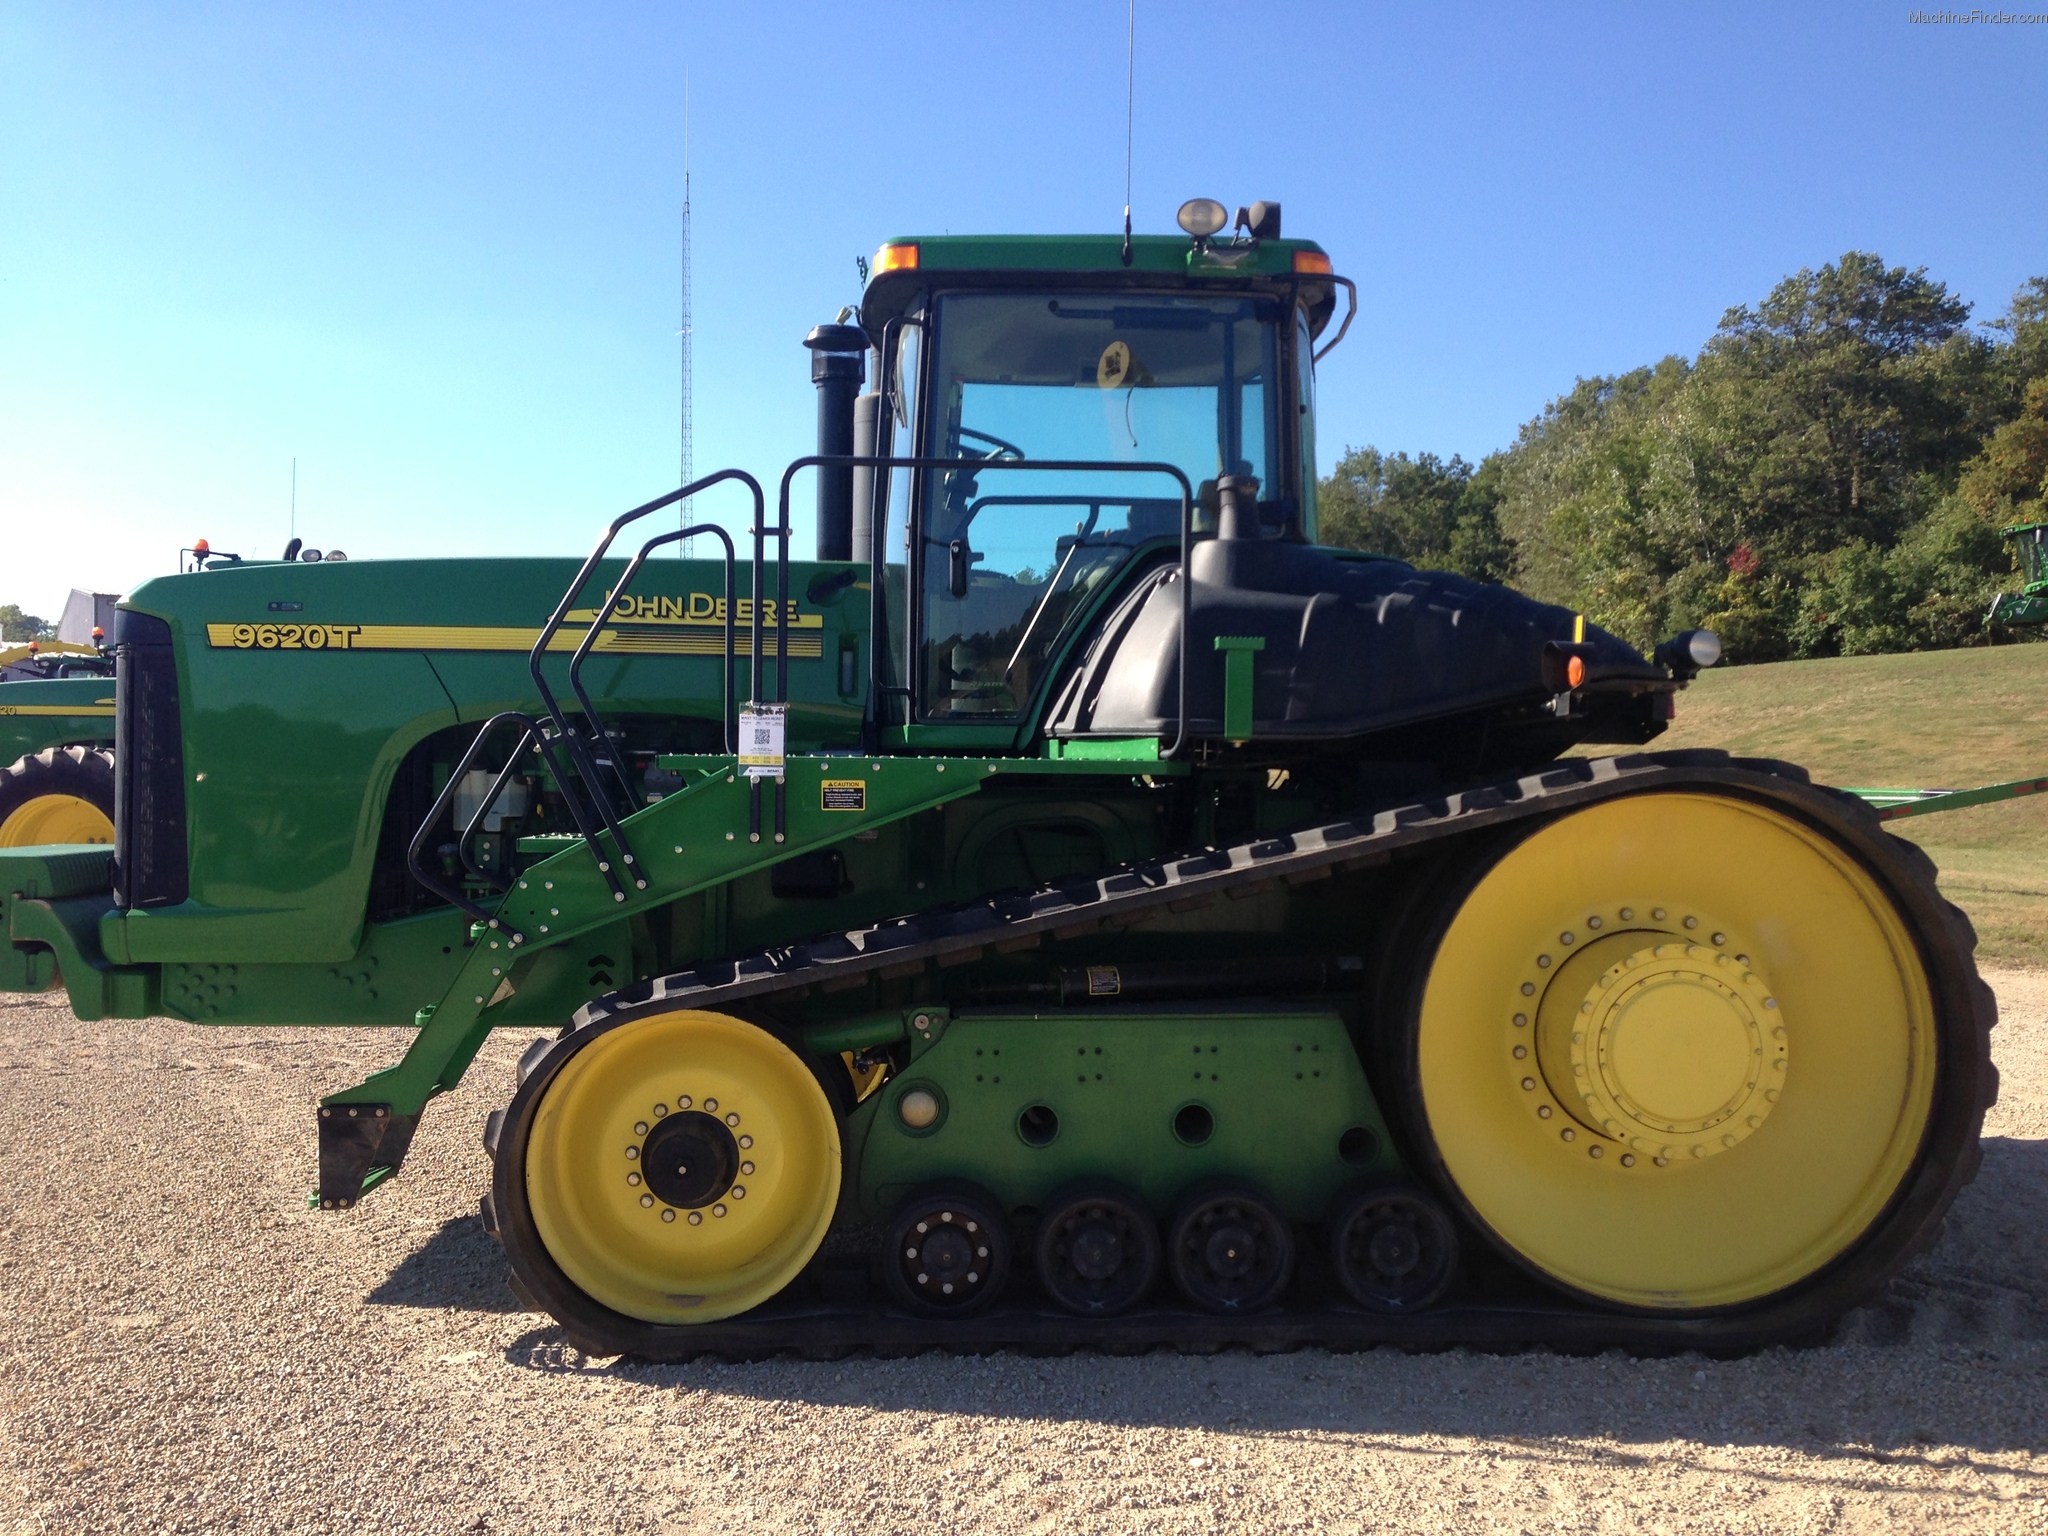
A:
[1415,792,1936,1310]
[523,1010,841,1325]
[0,792,114,847]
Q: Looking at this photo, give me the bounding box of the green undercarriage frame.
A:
[356,750,1189,1120]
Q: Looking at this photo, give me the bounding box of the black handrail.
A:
[523,469,763,898]
[566,521,737,761]
[750,475,794,711]
[783,454,1195,758]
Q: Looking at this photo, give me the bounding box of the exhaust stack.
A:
[805,324,867,561]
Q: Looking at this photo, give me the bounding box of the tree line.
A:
[0,606,55,643]
[1318,255,2048,662]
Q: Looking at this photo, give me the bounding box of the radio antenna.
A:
[679,72,694,556]
[1120,0,1135,267]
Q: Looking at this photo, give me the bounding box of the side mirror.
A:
[1653,628,1722,678]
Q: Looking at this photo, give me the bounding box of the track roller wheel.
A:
[0,746,114,847]
[1166,1183,1294,1314]
[1326,1180,1458,1314]
[884,1185,1011,1317]
[1034,1183,1160,1316]
[1398,786,1985,1316]
[497,1008,840,1328]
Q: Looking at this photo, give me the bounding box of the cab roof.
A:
[860,233,1342,338]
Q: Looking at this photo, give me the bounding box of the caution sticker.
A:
[821,779,867,812]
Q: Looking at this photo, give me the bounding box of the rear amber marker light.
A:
[874,243,920,274]
[1292,250,1333,274]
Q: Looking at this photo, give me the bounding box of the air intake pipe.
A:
[850,383,880,562]
[806,324,867,560]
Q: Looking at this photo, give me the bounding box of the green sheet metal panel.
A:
[853,1008,1398,1221]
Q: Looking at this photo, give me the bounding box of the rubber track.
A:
[485,750,1998,1361]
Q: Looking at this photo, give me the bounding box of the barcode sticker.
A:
[737,705,786,780]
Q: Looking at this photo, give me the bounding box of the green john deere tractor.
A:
[0,640,117,849]
[0,204,1994,1357]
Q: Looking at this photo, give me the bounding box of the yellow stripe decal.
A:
[205,622,822,659]
[0,704,116,717]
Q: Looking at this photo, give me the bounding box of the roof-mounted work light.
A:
[1176,199,1229,240]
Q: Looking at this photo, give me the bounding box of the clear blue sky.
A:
[4,2,2043,618]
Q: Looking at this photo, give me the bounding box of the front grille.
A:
[112,609,189,909]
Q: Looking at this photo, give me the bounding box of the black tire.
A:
[1034,1182,1161,1317]
[883,1184,1012,1318]
[0,745,115,846]
[1165,1183,1295,1314]
[1326,1180,1459,1314]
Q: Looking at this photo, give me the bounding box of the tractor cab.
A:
[1989,521,2048,627]
[852,219,1348,735]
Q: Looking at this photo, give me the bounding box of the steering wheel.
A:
[956,426,1027,461]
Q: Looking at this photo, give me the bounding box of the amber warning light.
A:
[873,243,919,275]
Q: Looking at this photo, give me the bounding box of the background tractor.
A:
[0,204,1994,1357]
[0,639,116,848]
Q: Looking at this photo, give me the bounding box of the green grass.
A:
[1644,644,2048,964]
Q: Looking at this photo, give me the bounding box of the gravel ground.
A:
[2,973,2045,1536]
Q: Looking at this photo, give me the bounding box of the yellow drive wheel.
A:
[1413,791,1937,1311]
[0,793,113,846]
[0,747,115,847]
[522,1009,841,1325]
